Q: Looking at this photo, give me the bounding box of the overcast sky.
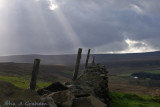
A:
[0,0,160,55]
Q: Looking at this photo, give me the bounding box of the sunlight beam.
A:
[48,0,83,48]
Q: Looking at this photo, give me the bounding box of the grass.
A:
[144,70,160,74]
[0,75,52,89]
[119,73,132,76]
[1,76,160,107]
[110,91,160,107]
[119,70,160,77]
[0,80,44,107]
[60,70,73,76]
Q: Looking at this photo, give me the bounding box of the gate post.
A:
[30,59,40,90]
[85,49,91,69]
[92,56,95,65]
[73,48,82,81]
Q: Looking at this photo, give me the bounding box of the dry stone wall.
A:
[37,64,110,107]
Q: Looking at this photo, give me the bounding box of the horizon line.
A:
[0,50,159,57]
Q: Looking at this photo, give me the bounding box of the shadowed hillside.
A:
[0,51,160,65]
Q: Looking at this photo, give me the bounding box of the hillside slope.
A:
[0,51,160,65]
[0,80,46,107]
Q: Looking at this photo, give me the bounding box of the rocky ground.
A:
[0,64,109,107]
[38,64,109,107]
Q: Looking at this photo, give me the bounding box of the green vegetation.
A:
[144,70,160,74]
[0,75,51,89]
[131,72,160,80]
[119,70,160,77]
[119,73,132,76]
[61,70,73,76]
[110,91,160,107]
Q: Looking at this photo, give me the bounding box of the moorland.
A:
[0,51,160,106]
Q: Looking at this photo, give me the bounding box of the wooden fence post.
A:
[85,49,91,69]
[30,59,40,90]
[92,56,95,65]
[73,48,82,81]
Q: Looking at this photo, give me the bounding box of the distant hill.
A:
[0,54,78,65]
[94,51,160,62]
[0,51,160,66]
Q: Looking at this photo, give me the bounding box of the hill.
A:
[0,51,160,97]
[0,51,160,76]
[0,51,160,65]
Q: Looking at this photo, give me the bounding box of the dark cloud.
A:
[0,0,159,55]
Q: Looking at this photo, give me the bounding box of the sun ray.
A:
[48,0,83,49]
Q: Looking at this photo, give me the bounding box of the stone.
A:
[71,97,94,107]
[74,93,90,98]
[71,96,107,107]
[64,82,71,86]
[73,48,82,81]
[41,96,57,107]
[88,95,107,107]
[48,90,74,107]
[44,82,68,92]
[30,59,40,90]
[70,64,110,105]
[37,89,51,96]
[37,82,68,95]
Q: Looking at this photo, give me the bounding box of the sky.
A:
[0,0,160,55]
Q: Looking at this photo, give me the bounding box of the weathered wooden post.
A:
[30,59,40,90]
[92,56,95,65]
[72,48,82,81]
[85,49,91,69]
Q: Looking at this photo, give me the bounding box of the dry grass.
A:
[0,80,47,107]
[109,75,160,96]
